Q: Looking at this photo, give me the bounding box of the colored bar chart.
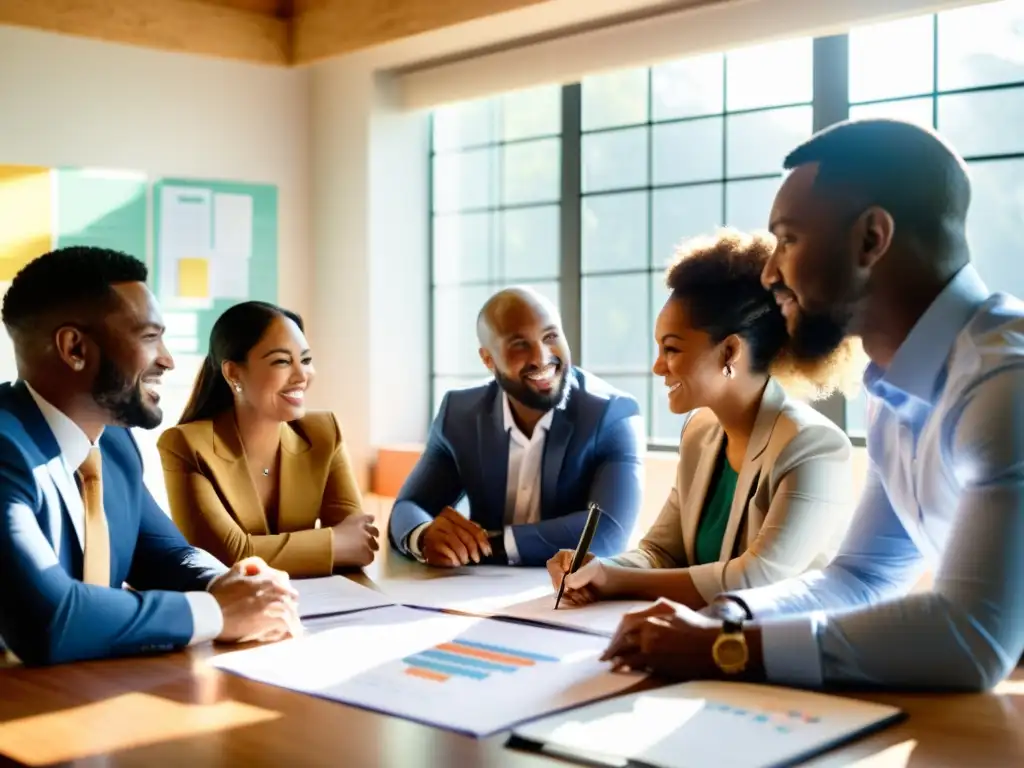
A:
[403,639,559,683]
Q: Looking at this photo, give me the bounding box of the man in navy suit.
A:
[0,246,300,666]
[389,287,644,568]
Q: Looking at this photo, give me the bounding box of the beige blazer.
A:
[157,411,362,578]
[613,378,854,603]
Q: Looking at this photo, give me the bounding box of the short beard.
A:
[92,353,162,429]
[788,306,853,362]
[494,363,569,412]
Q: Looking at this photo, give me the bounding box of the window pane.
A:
[502,85,562,141]
[725,176,782,232]
[844,389,869,439]
[581,192,649,274]
[652,117,724,185]
[432,148,497,213]
[581,127,648,193]
[726,106,812,178]
[600,376,650,435]
[966,159,1024,297]
[938,87,1024,158]
[502,206,559,281]
[651,53,724,120]
[848,97,935,129]
[849,15,934,103]
[651,380,690,443]
[726,38,813,111]
[651,185,723,270]
[503,138,560,205]
[581,68,649,131]
[433,376,490,415]
[582,273,650,372]
[432,98,496,151]
[432,284,492,375]
[938,0,1024,91]
[432,212,494,285]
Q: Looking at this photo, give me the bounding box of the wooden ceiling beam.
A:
[0,0,290,65]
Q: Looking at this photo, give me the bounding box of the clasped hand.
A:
[209,556,302,644]
[421,507,492,566]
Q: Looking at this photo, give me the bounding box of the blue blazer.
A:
[0,381,226,666]
[389,369,644,566]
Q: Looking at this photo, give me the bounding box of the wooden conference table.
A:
[2,543,1024,766]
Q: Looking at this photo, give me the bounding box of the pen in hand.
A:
[554,502,603,609]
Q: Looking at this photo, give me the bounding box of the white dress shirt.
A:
[24,384,223,645]
[409,393,554,565]
[723,264,1024,690]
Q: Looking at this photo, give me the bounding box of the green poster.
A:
[151,178,278,355]
[55,168,148,261]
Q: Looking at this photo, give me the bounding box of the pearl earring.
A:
[73,360,84,371]
[722,364,734,379]
[233,383,242,393]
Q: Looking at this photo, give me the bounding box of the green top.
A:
[694,449,739,566]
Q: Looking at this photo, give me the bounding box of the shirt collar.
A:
[502,392,554,438]
[23,381,99,471]
[864,263,990,404]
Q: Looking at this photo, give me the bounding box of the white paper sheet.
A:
[499,595,654,636]
[372,566,554,615]
[210,605,645,737]
[511,681,904,768]
[293,576,394,620]
[157,186,212,301]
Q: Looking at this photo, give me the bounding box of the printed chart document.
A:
[210,604,645,737]
[372,566,553,615]
[509,681,905,768]
[293,576,394,620]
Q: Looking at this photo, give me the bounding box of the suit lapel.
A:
[684,424,723,564]
[478,390,509,528]
[278,422,315,531]
[10,382,81,556]
[719,378,786,559]
[211,411,269,535]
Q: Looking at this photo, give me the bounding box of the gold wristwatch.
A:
[711,617,749,675]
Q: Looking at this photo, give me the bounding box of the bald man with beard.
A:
[389,287,644,568]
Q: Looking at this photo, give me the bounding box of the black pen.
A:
[554,502,602,609]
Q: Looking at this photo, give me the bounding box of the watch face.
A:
[716,637,747,667]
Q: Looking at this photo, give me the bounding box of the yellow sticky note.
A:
[0,165,52,281]
[178,258,209,299]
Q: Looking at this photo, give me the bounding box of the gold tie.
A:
[78,447,110,586]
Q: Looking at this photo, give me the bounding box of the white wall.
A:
[0,26,310,506]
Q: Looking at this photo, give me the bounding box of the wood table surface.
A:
[2,544,1024,767]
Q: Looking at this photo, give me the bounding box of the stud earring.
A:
[73,360,84,371]
[233,383,242,393]
[722,364,734,379]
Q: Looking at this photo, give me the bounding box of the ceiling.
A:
[0,0,554,66]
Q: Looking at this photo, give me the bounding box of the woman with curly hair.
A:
[547,228,862,610]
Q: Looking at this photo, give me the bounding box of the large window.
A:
[844,0,1024,435]
[430,86,563,414]
[428,0,1024,446]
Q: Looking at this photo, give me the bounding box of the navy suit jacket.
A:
[0,382,226,666]
[389,369,644,566]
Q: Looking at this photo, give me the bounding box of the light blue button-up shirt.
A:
[727,263,1024,690]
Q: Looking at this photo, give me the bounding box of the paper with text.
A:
[210,605,645,737]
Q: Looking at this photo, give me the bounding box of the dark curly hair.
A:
[2,246,148,338]
[664,228,863,399]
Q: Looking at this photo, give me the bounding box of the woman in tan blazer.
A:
[158,301,378,578]
[547,229,861,610]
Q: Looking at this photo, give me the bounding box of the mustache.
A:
[521,358,562,377]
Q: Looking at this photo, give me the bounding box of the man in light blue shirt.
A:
[603,118,1024,691]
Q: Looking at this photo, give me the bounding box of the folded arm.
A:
[388,395,465,556]
[158,431,334,578]
[510,406,644,567]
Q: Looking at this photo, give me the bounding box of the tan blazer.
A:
[157,411,362,578]
[613,378,854,603]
